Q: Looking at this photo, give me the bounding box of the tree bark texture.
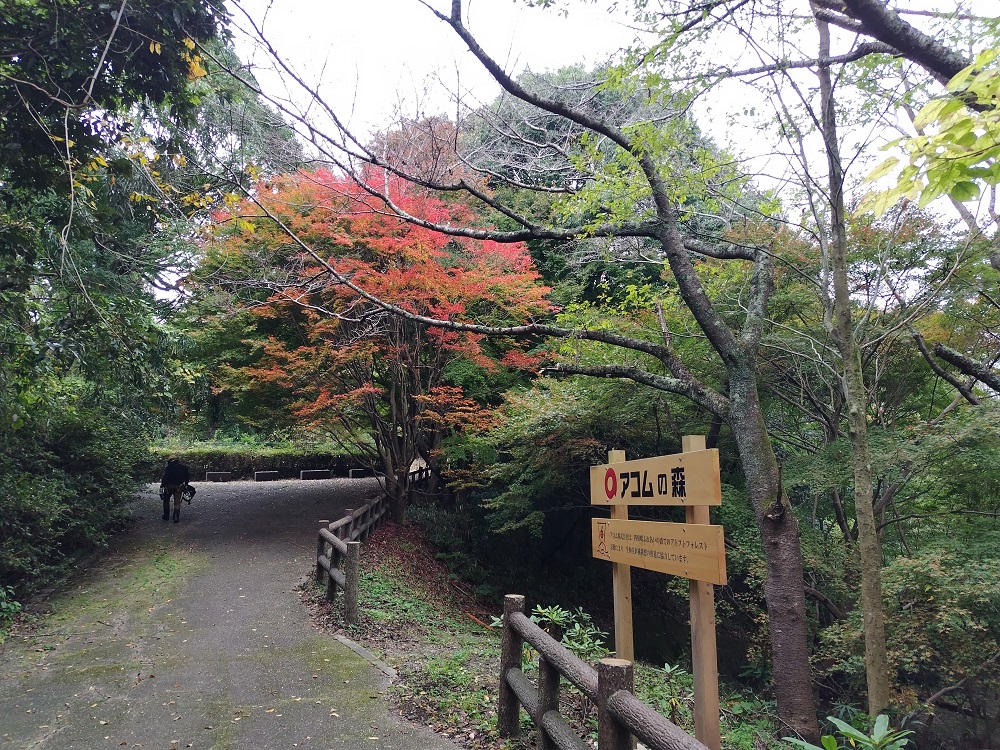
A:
[816,17,892,714]
[727,368,819,741]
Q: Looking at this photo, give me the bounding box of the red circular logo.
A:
[604,468,617,499]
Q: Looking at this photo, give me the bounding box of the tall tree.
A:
[0,0,231,596]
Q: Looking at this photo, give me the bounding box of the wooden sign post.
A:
[683,435,722,750]
[591,437,724,750]
[608,449,633,662]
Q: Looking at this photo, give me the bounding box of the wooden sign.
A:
[590,449,721,506]
[592,518,727,585]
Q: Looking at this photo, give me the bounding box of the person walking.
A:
[160,456,191,523]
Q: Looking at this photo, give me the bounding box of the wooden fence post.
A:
[316,533,326,584]
[345,541,361,624]
[537,656,559,750]
[325,557,337,601]
[598,658,633,750]
[682,434,721,750]
[498,594,525,737]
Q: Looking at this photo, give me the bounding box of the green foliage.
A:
[360,567,440,624]
[0,0,228,191]
[819,541,1000,712]
[529,604,610,661]
[147,441,360,481]
[784,715,912,750]
[634,661,694,727]
[0,585,22,642]
[861,48,1000,214]
[0,378,149,595]
[477,376,695,536]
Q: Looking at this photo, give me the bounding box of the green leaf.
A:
[827,717,869,742]
[948,181,980,202]
[872,714,889,742]
[782,739,826,750]
[865,157,899,182]
[913,98,963,129]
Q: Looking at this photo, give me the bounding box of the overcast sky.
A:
[228,0,997,217]
[232,0,643,135]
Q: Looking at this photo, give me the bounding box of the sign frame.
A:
[590,448,722,506]
[592,518,727,585]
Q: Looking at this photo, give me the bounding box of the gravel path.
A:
[0,479,460,750]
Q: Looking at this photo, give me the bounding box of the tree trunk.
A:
[816,17,892,715]
[728,367,820,742]
[388,480,407,524]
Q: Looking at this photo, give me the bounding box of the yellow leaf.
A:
[182,37,196,50]
[149,40,155,54]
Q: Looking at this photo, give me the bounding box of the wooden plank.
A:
[538,710,591,750]
[683,435,721,750]
[608,450,634,663]
[590,449,721,506]
[607,691,711,750]
[320,528,348,554]
[592,518,727,585]
[509,611,598,701]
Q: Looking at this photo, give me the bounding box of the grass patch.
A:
[301,521,783,750]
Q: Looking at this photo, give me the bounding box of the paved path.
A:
[0,480,460,750]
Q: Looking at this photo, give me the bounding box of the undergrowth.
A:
[300,521,783,750]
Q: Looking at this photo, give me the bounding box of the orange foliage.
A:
[205,167,551,450]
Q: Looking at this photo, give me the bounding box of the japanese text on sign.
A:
[592,518,727,584]
[590,449,721,506]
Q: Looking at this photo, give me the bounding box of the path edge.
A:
[333,634,398,680]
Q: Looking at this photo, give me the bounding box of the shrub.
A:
[0,397,147,596]
[146,443,364,480]
[819,544,1000,718]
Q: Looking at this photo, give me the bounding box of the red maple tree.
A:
[201,168,550,520]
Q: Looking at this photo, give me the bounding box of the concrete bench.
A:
[348,468,375,478]
[254,471,279,482]
[205,471,232,482]
[300,469,332,480]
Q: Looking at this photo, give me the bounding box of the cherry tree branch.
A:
[933,343,1000,394]
[543,362,730,418]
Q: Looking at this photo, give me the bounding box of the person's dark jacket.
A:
[161,459,190,486]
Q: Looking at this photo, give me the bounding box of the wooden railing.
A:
[499,594,710,750]
[313,466,431,623]
[315,494,390,623]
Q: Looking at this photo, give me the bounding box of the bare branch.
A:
[912,331,980,405]
[933,343,1000,394]
[544,362,730,418]
[836,0,973,86]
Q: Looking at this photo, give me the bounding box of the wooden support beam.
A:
[608,449,634,663]
[683,435,721,750]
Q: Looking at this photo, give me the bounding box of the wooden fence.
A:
[499,594,710,750]
[313,466,432,623]
[315,494,390,623]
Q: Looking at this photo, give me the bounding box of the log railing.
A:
[315,493,390,623]
[313,466,431,623]
[499,594,710,750]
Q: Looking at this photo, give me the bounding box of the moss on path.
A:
[0,479,460,750]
